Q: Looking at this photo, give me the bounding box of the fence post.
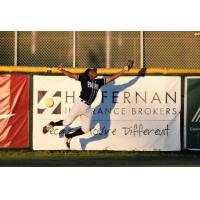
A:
[73,31,76,68]
[106,31,111,68]
[140,31,144,69]
[14,31,18,66]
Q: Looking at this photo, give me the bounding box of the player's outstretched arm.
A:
[105,65,128,84]
[57,64,78,80]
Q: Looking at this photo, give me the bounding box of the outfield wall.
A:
[0,69,199,151]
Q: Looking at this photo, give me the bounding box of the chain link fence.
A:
[0,31,200,69]
[0,31,15,66]
[18,31,73,67]
[144,31,200,69]
[76,31,140,68]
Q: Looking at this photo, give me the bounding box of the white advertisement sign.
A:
[33,75,181,151]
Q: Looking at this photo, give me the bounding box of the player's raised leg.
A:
[64,107,92,149]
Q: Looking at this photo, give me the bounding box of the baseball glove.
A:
[127,59,134,70]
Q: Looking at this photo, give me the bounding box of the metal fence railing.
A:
[0,31,200,69]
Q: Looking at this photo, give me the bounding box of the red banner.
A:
[0,75,29,148]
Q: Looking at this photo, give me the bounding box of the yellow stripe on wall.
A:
[1,66,200,75]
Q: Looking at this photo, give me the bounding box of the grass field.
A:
[0,150,200,166]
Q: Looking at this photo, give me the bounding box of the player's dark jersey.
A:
[77,73,106,105]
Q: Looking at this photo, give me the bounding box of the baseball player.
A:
[43,60,134,149]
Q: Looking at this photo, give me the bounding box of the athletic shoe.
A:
[64,134,72,149]
[43,121,54,133]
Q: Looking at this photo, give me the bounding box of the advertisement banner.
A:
[33,75,181,151]
[185,77,200,149]
[0,75,29,148]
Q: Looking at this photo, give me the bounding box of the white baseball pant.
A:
[63,97,92,133]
